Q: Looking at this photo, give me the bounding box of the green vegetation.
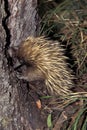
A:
[38,0,87,77]
[38,0,87,129]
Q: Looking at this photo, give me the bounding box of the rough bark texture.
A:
[0,0,46,130]
[8,0,39,47]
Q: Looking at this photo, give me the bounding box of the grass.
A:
[38,0,87,129]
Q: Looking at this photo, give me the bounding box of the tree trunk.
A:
[0,0,46,130]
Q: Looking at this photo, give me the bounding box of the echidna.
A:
[16,36,87,101]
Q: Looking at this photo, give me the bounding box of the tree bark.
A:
[0,0,46,130]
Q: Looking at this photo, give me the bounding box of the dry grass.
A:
[38,0,87,129]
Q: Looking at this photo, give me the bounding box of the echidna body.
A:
[17,36,74,97]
